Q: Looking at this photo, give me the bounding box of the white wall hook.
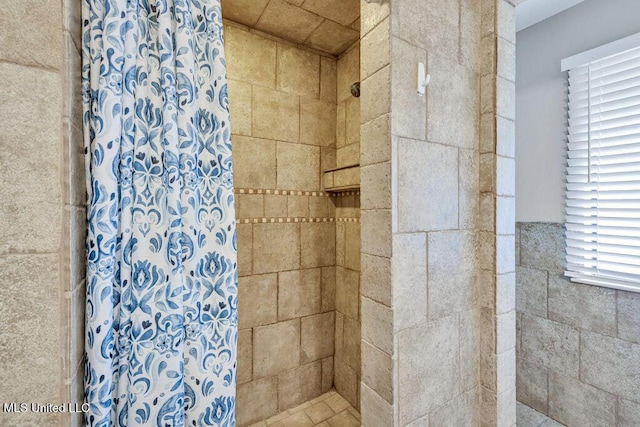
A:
[417,62,431,96]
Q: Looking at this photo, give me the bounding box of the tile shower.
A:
[223,17,363,424]
[0,0,521,426]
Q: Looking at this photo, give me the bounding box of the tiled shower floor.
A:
[249,390,360,427]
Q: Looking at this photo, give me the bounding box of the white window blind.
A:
[565,43,640,293]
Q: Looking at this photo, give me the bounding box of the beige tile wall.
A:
[225,22,347,426]
[358,0,516,425]
[0,0,85,425]
[334,194,361,410]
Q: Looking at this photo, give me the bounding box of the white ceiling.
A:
[515,0,585,32]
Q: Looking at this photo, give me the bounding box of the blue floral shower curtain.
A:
[82,0,237,425]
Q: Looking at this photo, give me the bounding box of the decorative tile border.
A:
[235,188,331,197]
[234,188,359,197]
[236,217,360,224]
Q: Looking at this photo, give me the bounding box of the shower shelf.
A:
[323,164,360,192]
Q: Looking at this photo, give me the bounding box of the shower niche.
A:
[221,0,362,424]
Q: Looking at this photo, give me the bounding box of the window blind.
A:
[565,44,640,293]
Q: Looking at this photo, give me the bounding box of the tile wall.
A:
[224,21,348,426]
[516,222,640,427]
[358,0,517,425]
[0,0,86,425]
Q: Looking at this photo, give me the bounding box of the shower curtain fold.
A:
[82,1,238,425]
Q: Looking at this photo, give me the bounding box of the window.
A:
[563,33,640,292]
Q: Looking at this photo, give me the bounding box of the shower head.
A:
[350,82,360,98]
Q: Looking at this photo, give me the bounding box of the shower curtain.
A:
[82,1,237,426]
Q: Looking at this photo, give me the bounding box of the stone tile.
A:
[309,196,330,218]
[301,0,359,27]
[276,142,321,190]
[301,222,336,268]
[335,221,345,267]
[391,0,459,61]
[427,54,479,149]
[496,156,515,197]
[221,2,269,26]
[287,195,308,218]
[362,297,393,356]
[253,87,299,143]
[278,362,322,411]
[342,315,361,371]
[264,194,288,218]
[237,223,253,276]
[255,0,324,44]
[0,64,62,253]
[430,388,477,426]
[0,255,60,403]
[496,196,515,236]
[496,234,516,275]
[282,410,314,427]
[497,116,516,160]
[361,254,391,307]
[278,269,321,320]
[516,349,548,414]
[548,275,616,336]
[300,98,336,147]
[326,410,360,427]
[516,266,548,318]
[520,223,565,272]
[619,398,640,427]
[361,114,390,166]
[580,331,640,402]
[497,0,516,44]
[325,391,351,414]
[459,149,479,230]
[361,18,390,80]
[0,0,62,68]
[337,144,360,171]
[618,290,640,345]
[398,316,460,425]
[333,361,359,410]
[497,272,516,315]
[320,57,337,103]
[520,314,579,377]
[361,209,391,258]
[301,312,335,363]
[460,309,481,392]
[306,20,360,56]
[336,101,347,148]
[345,96,360,146]
[392,233,427,330]
[305,401,335,424]
[336,267,359,321]
[428,231,476,319]
[337,46,360,104]
[232,136,277,189]
[391,36,427,140]
[321,266,336,312]
[360,66,391,124]
[237,377,279,425]
[361,0,390,37]
[361,341,393,404]
[344,223,360,272]
[228,79,252,136]
[321,357,334,393]
[253,223,300,274]
[238,329,253,385]
[277,45,320,98]
[497,310,516,354]
[253,319,301,378]
[239,274,278,329]
[397,138,458,232]
[360,385,392,427]
[225,25,276,88]
[236,193,264,219]
[548,371,616,427]
[516,402,550,427]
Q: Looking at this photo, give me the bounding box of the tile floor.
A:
[517,402,566,427]
[249,390,360,427]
